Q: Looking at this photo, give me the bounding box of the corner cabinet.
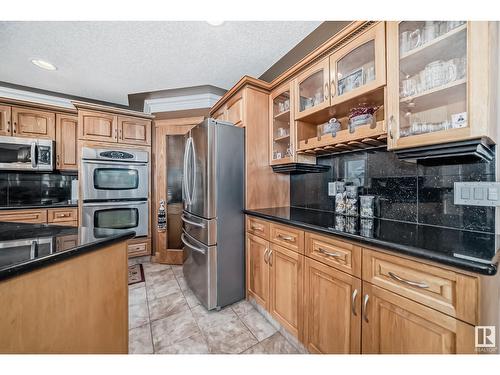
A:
[386,21,498,150]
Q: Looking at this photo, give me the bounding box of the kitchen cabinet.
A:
[56,114,78,171]
[361,282,474,354]
[0,105,12,136]
[226,92,244,127]
[246,233,270,308]
[269,243,303,339]
[118,116,151,146]
[11,106,55,139]
[0,209,48,224]
[47,208,78,226]
[212,106,226,121]
[270,83,294,165]
[127,239,150,257]
[386,21,497,150]
[303,257,361,353]
[78,109,118,142]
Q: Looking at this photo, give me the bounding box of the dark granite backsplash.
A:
[0,172,76,207]
[290,149,496,233]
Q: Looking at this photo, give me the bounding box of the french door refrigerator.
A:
[181,118,245,310]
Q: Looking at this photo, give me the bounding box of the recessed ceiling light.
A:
[206,21,224,26]
[31,59,57,71]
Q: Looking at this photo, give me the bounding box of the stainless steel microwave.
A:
[0,135,54,171]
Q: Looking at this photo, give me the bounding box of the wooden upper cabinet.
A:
[246,233,269,309]
[330,21,386,105]
[303,257,361,354]
[212,106,226,121]
[294,57,331,120]
[0,105,12,136]
[270,82,294,165]
[118,116,151,146]
[362,282,475,354]
[11,106,55,139]
[387,21,497,150]
[56,114,78,171]
[226,92,244,127]
[78,109,117,142]
[269,244,303,339]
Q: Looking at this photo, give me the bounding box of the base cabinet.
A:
[246,233,269,308]
[303,257,361,353]
[361,283,475,354]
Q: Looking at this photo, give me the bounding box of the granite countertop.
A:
[0,222,135,281]
[0,201,78,210]
[244,206,499,276]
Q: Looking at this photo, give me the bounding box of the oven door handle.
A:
[31,142,37,169]
[181,233,206,255]
[82,201,147,207]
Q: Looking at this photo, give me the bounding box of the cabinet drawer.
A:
[270,223,304,254]
[246,216,270,239]
[305,232,361,277]
[362,248,478,325]
[128,240,150,257]
[0,209,47,223]
[47,208,78,223]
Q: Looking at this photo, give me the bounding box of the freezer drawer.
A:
[181,230,217,310]
[181,210,217,246]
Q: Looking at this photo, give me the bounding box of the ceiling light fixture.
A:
[31,59,57,71]
[206,21,224,26]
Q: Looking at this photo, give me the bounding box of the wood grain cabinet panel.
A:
[0,209,48,224]
[78,110,117,142]
[246,216,270,239]
[305,231,361,277]
[362,248,478,325]
[55,235,79,252]
[0,104,12,136]
[11,106,55,139]
[47,208,78,224]
[118,116,151,146]
[362,283,475,354]
[270,223,304,254]
[226,93,244,127]
[212,106,226,121]
[127,241,149,257]
[246,233,269,309]
[56,114,78,170]
[303,257,362,353]
[269,244,303,339]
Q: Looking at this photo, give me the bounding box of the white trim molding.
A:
[0,86,75,109]
[143,92,221,114]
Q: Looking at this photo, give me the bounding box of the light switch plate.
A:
[454,182,500,206]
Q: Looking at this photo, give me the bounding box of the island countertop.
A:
[0,222,135,281]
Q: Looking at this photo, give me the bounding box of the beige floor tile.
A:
[182,288,201,308]
[231,299,255,317]
[171,265,184,278]
[191,304,239,332]
[204,319,258,354]
[146,278,181,301]
[176,275,189,291]
[129,324,154,354]
[145,268,176,284]
[239,308,277,341]
[156,333,209,354]
[151,310,201,351]
[128,256,151,266]
[129,285,147,307]
[129,302,150,329]
[243,332,299,354]
[143,262,171,274]
[148,290,190,321]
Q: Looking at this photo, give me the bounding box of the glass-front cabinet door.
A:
[294,58,330,120]
[387,21,470,149]
[330,22,386,105]
[270,83,294,165]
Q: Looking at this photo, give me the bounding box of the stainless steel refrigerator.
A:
[181,118,245,310]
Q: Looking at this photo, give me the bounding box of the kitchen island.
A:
[0,222,135,354]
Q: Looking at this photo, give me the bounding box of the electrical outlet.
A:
[454,182,500,207]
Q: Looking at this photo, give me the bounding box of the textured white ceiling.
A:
[0,21,321,105]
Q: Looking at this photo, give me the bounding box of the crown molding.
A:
[143,92,221,114]
[0,86,75,110]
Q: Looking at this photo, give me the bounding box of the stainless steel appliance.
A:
[0,135,54,171]
[0,238,53,269]
[81,200,148,238]
[81,147,149,201]
[181,118,244,310]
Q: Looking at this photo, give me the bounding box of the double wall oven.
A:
[81,147,149,239]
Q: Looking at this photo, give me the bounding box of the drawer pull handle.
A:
[278,234,293,241]
[318,247,342,258]
[251,225,263,231]
[351,289,358,316]
[363,294,369,323]
[388,271,429,289]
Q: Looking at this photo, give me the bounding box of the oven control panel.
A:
[99,151,134,159]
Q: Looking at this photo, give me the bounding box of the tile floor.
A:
[128,258,299,354]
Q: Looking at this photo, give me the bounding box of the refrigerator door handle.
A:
[189,136,196,205]
[183,137,192,205]
[181,214,205,228]
[181,233,206,255]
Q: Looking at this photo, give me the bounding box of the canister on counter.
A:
[334,181,346,215]
[345,185,359,216]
